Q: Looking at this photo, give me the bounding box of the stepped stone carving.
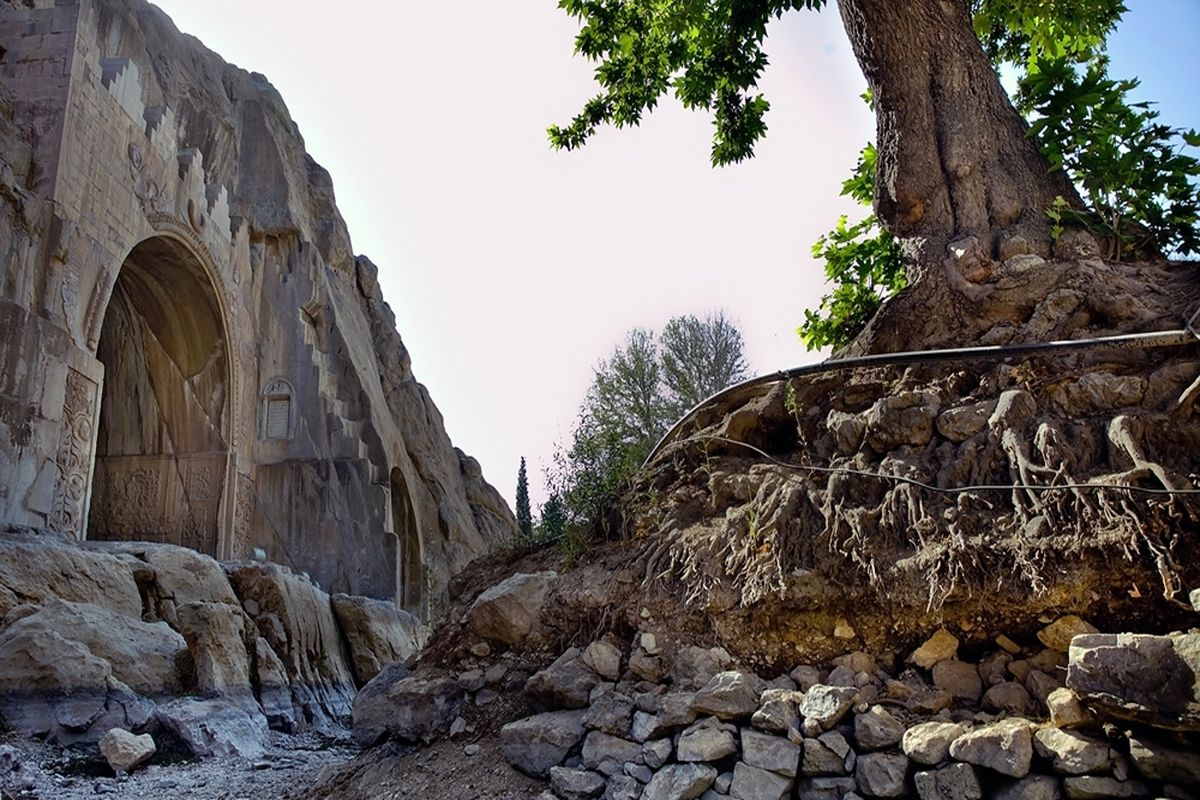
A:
[0,0,515,610]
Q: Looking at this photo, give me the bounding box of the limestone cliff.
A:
[0,0,515,609]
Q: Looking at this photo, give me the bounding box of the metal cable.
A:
[671,434,1200,497]
[645,326,1200,467]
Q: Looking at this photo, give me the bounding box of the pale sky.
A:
[150,1,1197,512]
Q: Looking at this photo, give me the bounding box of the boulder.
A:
[351,672,463,744]
[752,688,803,733]
[910,629,959,668]
[173,601,253,697]
[331,593,426,685]
[992,775,1061,800]
[525,647,602,710]
[467,571,557,645]
[796,776,858,800]
[581,731,643,775]
[584,687,635,737]
[902,721,967,766]
[741,729,802,777]
[98,728,156,773]
[100,542,238,609]
[671,646,735,690]
[1067,632,1200,731]
[983,681,1037,716]
[550,766,607,800]
[155,697,267,759]
[1032,728,1111,775]
[0,598,186,696]
[642,738,673,769]
[677,717,737,763]
[932,660,982,701]
[802,731,855,777]
[0,530,142,619]
[1126,734,1200,786]
[606,775,642,800]
[730,761,793,800]
[1039,616,1099,653]
[582,640,623,682]
[854,705,904,751]
[948,719,1034,778]
[799,685,858,731]
[253,636,300,733]
[855,752,909,798]
[691,671,761,720]
[1061,776,1148,799]
[914,763,982,800]
[500,710,587,778]
[643,764,717,800]
[1046,688,1094,729]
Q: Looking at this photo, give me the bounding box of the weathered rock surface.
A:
[948,719,1034,778]
[155,697,268,759]
[1067,632,1200,731]
[691,671,761,720]
[500,710,587,778]
[350,671,463,745]
[468,572,557,645]
[331,593,426,686]
[643,763,717,800]
[525,647,602,710]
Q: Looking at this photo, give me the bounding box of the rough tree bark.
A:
[837,0,1080,263]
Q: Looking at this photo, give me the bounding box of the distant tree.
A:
[537,492,567,542]
[551,312,750,530]
[515,457,533,537]
[660,310,750,418]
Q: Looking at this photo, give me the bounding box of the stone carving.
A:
[232,473,255,560]
[48,369,99,540]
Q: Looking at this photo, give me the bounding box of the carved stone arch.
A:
[85,228,243,558]
[389,466,425,614]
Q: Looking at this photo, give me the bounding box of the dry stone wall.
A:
[0,0,515,610]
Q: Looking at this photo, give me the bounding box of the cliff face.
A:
[0,0,515,609]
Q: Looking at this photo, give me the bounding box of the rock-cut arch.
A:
[390,467,423,612]
[86,235,231,555]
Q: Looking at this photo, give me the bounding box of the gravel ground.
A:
[0,729,357,800]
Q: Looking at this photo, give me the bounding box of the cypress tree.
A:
[515,457,532,537]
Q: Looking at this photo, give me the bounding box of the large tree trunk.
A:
[837,0,1079,261]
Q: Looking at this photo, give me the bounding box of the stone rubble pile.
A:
[354,575,1200,800]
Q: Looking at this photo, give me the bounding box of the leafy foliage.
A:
[549,0,826,166]
[1020,60,1200,259]
[515,457,533,537]
[550,313,750,531]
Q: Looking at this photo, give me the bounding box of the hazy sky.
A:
[150,1,1198,511]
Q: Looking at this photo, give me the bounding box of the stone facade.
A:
[0,0,516,611]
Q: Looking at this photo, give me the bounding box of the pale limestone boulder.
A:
[91,542,239,608]
[499,709,587,778]
[692,671,762,720]
[799,685,858,731]
[854,752,909,797]
[0,529,142,619]
[351,671,463,745]
[910,629,959,668]
[173,600,253,697]
[0,624,154,743]
[913,763,982,800]
[643,764,717,800]
[1067,632,1200,731]
[1046,687,1094,729]
[155,697,267,759]
[730,761,792,800]
[1038,616,1099,653]
[467,571,557,646]
[902,722,967,766]
[225,563,355,727]
[1,598,185,696]
[331,592,426,685]
[948,719,1034,778]
[1032,727,1111,775]
[98,728,155,773]
[677,717,737,763]
[581,640,622,682]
